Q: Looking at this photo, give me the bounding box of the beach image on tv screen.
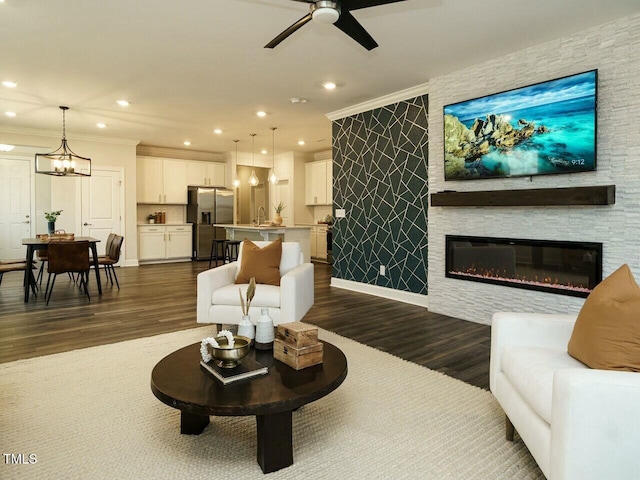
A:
[443,70,597,180]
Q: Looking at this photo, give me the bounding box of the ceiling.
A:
[1,0,639,155]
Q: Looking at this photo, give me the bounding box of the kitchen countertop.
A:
[214,224,311,230]
[138,223,193,226]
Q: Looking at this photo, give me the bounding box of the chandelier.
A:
[35,106,91,176]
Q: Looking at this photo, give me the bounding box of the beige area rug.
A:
[0,327,543,479]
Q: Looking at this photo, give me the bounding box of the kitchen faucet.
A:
[257,206,266,225]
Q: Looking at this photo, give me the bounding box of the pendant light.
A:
[232,140,241,188]
[35,106,91,176]
[248,133,259,186]
[269,127,278,184]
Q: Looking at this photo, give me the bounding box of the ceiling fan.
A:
[265,0,406,51]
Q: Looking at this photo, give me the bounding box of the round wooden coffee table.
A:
[151,340,348,474]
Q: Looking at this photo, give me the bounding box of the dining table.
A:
[22,237,102,303]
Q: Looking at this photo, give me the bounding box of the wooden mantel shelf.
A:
[430,185,615,207]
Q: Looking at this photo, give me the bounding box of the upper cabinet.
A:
[138,156,227,204]
[187,161,226,187]
[137,156,187,204]
[305,160,332,205]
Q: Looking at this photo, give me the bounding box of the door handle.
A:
[84,222,92,226]
[22,220,30,224]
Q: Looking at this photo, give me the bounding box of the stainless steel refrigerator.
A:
[187,186,234,260]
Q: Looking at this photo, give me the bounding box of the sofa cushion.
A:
[568,264,640,371]
[235,239,282,286]
[501,346,586,424]
[212,283,281,309]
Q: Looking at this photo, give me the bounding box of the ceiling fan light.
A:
[312,6,340,25]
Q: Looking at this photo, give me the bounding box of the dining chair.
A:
[45,241,91,305]
[98,235,124,289]
[0,260,38,296]
[99,233,117,261]
[36,249,48,285]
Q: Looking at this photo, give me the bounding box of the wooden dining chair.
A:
[45,241,91,305]
[98,235,124,289]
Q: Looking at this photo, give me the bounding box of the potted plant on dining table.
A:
[44,210,63,234]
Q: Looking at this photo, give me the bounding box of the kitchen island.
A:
[214,225,312,262]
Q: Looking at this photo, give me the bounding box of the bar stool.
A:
[225,240,241,263]
[209,239,228,268]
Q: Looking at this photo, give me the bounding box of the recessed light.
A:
[96,122,107,128]
[116,99,130,107]
[323,82,337,90]
[184,141,191,146]
[298,140,305,146]
[2,81,17,88]
[5,111,16,117]
[0,144,15,152]
[261,149,268,155]
[256,111,266,117]
[213,129,222,134]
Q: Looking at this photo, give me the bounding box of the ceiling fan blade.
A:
[334,10,378,50]
[343,0,406,11]
[265,13,313,48]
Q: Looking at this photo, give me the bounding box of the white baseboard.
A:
[330,278,429,308]
[124,259,139,267]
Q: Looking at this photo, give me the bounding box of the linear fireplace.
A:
[445,235,602,297]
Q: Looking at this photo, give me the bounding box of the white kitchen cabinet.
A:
[187,161,226,187]
[305,160,332,205]
[309,225,328,261]
[137,157,164,203]
[163,160,188,203]
[137,156,188,204]
[139,225,192,262]
[310,226,317,258]
[166,226,192,258]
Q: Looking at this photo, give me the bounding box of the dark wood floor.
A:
[0,261,491,389]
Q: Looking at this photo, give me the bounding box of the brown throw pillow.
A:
[235,239,282,286]
[567,264,640,371]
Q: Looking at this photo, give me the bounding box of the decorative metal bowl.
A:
[211,336,251,368]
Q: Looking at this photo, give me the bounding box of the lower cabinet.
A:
[139,225,192,262]
[310,225,328,261]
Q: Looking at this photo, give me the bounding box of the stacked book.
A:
[200,356,268,385]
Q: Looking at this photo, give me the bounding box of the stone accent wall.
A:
[428,14,640,324]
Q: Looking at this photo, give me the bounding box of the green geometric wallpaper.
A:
[332,94,429,294]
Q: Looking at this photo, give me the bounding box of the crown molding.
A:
[325,82,430,121]
[0,125,140,146]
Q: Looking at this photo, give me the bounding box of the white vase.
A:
[255,308,274,350]
[237,314,255,343]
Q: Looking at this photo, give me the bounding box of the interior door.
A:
[0,158,31,259]
[81,168,123,256]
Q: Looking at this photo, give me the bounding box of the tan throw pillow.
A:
[568,264,640,371]
[235,239,282,286]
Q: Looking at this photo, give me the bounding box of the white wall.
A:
[427,14,640,324]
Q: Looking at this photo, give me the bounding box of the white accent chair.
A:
[197,241,314,327]
[490,311,640,480]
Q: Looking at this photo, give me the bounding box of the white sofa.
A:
[490,311,640,480]
[197,241,314,327]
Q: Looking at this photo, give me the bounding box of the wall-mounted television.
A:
[443,69,597,181]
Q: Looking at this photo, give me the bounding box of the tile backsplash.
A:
[137,204,186,224]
